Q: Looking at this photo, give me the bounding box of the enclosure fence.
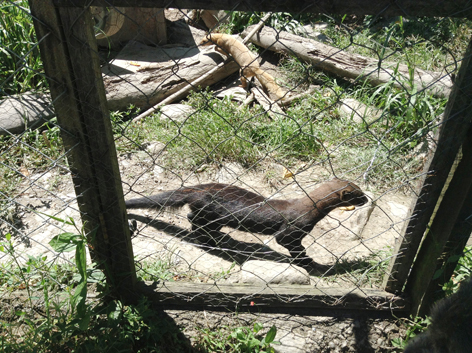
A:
[1,0,472,321]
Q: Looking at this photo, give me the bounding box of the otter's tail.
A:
[125,189,191,210]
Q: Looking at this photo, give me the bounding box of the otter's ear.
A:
[340,190,348,201]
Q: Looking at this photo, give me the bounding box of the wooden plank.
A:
[28,0,137,298]
[137,281,408,314]
[53,0,472,18]
[408,126,472,316]
[384,36,472,293]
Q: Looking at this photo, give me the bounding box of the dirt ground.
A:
[3,148,414,352]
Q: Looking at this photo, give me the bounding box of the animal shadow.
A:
[128,213,370,277]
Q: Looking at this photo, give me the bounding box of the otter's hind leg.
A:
[187,212,224,247]
[276,230,314,268]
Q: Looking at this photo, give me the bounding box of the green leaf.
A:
[264,325,277,344]
[78,313,91,331]
[49,233,81,252]
[75,242,87,279]
[72,281,87,316]
[38,212,75,225]
[253,322,263,334]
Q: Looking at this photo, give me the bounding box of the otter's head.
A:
[321,179,369,210]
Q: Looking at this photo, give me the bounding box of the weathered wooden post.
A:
[383,36,472,314]
[28,0,136,299]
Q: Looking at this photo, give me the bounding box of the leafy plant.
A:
[1,219,191,352]
[196,322,279,353]
[442,246,472,296]
[136,258,175,282]
[230,323,278,353]
[47,215,92,331]
[391,315,431,350]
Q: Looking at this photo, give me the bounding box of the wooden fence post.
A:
[407,126,472,315]
[407,127,472,315]
[383,36,472,296]
[28,0,136,299]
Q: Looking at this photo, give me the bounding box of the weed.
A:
[392,315,431,350]
[223,12,303,34]
[136,258,176,282]
[442,246,472,296]
[1,219,191,352]
[195,322,279,353]
[128,90,322,170]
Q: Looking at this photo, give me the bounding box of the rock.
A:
[338,98,382,124]
[387,201,409,218]
[299,24,329,42]
[239,260,310,285]
[274,328,307,353]
[146,141,166,154]
[215,86,248,102]
[160,104,196,123]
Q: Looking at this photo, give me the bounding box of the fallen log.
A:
[242,26,452,98]
[1,41,239,135]
[103,40,239,111]
[0,93,54,135]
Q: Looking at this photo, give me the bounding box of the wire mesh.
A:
[0,1,97,340]
[2,0,470,322]
[100,6,460,302]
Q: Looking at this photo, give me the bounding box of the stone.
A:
[274,328,308,353]
[215,86,248,102]
[239,260,310,285]
[338,98,382,124]
[160,104,196,123]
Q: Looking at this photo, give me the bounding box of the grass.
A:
[0,120,65,206]
[115,90,323,171]
[1,230,277,352]
[114,76,442,189]
[0,0,46,96]
[321,15,472,72]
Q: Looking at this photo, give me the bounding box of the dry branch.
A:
[132,12,273,122]
[243,26,453,98]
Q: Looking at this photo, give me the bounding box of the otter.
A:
[125,179,368,267]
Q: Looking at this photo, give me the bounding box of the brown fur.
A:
[404,277,472,353]
[200,33,287,101]
[126,179,368,267]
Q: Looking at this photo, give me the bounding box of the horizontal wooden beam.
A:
[137,281,408,315]
[53,0,472,18]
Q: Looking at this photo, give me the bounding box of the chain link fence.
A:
[0,1,92,336]
[2,0,471,330]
